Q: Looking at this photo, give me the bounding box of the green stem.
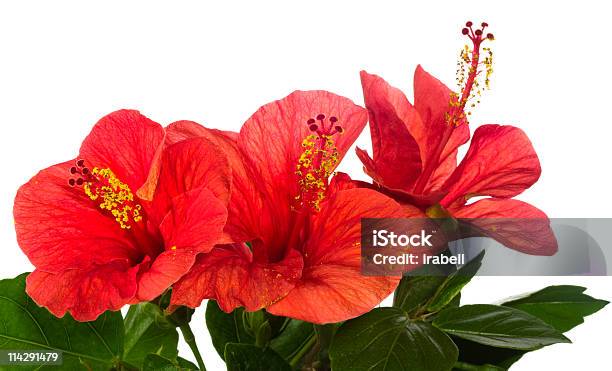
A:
[179,324,206,371]
[315,324,335,369]
[289,333,317,369]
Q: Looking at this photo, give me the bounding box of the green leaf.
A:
[393,257,460,316]
[269,319,314,361]
[0,273,124,370]
[142,354,175,371]
[177,357,199,370]
[224,343,291,371]
[142,353,198,370]
[205,301,254,360]
[433,304,570,350]
[447,292,461,309]
[266,311,291,338]
[452,336,525,370]
[329,307,458,371]
[453,361,506,370]
[449,287,608,369]
[122,302,179,368]
[502,285,609,332]
[254,320,272,347]
[393,275,447,314]
[427,250,484,312]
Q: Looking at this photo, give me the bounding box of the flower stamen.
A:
[68,159,143,229]
[450,21,495,125]
[295,114,343,212]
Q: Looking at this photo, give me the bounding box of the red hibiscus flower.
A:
[13,110,230,321]
[356,22,557,255]
[167,91,409,324]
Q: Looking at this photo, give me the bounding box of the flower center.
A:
[294,114,343,212]
[68,159,144,229]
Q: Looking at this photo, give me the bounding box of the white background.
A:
[1,1,610,370]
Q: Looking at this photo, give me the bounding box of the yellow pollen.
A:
[451,40,494,126]
[83,167,143,229]
[295,133,339,212]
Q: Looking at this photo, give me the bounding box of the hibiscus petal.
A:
[359,71,422,190]
[150,137,231,223]
[452,198,557,256]
[374,185,447,210]
[164,120,238,145]
[138,120,237,201]
[328,172,359,192]
[158,188,228,253]
[441,125,542,208]
[170,244,303,312]
[413,65,469,190]
[267,188,404,324]
[13,161,142,272]
[355,147,380,183]
[238,91,367,250]
[414,65,452,129]
[428,123,470,191]
[328,173,427,217]
[79,109,165,192]
[136,250,197,302]
[26,261,139,321]
[162,121,268,244]
[136,188,229,301]
[239,90,367,208]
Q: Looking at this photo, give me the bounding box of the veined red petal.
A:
[239,90,367,208]
[164,120,238,145]
[355,147,380,183]
[136,188,229,301]
[413,65,469,190]
[138,120,238,202]
[26,261,140,321]
[162,121,269,244]
[329,172,428,217]
[136,250,196,302]
[377,186,447,210]
[441,125,542,208]
[235,91,367,252]
[158,188,228,253]
[452,198,557,256]
[13,161,144,272]
[170,244,303,312]
[328,172,360,192]
[79,109,165,192]
[427,124,470,191]
[149,137,231,224]
[267,188,405,323]
[359,71,422,190]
